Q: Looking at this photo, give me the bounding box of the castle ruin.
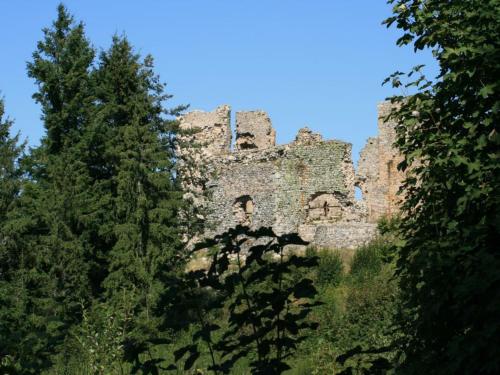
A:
[178,102,403,249]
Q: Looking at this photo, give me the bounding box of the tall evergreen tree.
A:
[1,5,187,373]
[27,3,94,155]
[0,98,26,373]
[0,5,97,372]
[24,1,96,316]
[0,96,24,294]
[0,97,24,232]
[93,35,185,367]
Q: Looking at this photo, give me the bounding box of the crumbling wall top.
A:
[356,101,405,222]
[179,104,232,157]
[235,110,276,150]
[294,127,323,145]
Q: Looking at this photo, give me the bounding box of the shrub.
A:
[316,249,344,287]
[377,215,400,235]
[332,266,400,373]
[350,242,383,280]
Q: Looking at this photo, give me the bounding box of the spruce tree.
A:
[27,3,94,154]
[0,98,26,373]
[1,5,187,372]
[25,1,95,315]
[94,35,185,367]
[0,97,24,232]
[0,96,24,289]
[0,5,97,372]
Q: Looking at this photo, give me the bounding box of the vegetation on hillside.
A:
[1,0,498,374]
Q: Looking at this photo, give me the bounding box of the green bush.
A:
[349,241,383,280]
[305,247,344,287]
[331,266,400,373]
[377,215,400,235]
[288,250,400,374]
[316,249,344,287]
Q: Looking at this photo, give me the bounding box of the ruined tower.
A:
[177,102,403,249]
[356,102,405,222]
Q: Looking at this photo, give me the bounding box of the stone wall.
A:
[178,102,403,249]
[356,101,405,222]
[178,105,231,157]
[235,111,276,150]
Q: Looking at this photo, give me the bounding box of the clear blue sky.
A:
[0,0,437,161]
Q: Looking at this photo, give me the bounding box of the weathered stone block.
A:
[294,127,323,145]
[235,111,276,150]
[357,101,405,222]
[178,104,232,157]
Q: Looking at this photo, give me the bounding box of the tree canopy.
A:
[384,0,500,373]
[1,1,498,374]
[0,5,186,373]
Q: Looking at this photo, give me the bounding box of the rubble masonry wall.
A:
[178,102,402,249]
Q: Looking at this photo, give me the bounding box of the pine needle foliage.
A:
[0,6,187,373]
[0,98,26,374]
[94,35,186,369]
[0,5,96,372]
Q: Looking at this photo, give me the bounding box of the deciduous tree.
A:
[384,1,500,373]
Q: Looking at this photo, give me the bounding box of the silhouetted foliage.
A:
[173,226,321,374]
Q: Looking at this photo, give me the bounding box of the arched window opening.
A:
[233,195,254,226]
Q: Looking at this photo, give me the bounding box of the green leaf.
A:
[479,84,494,98]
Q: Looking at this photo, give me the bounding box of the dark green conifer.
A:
[0,5,96,371]
[94,35,185,365]
[0,98,27,374]
[27,3,94,154]
[0,97,24,230]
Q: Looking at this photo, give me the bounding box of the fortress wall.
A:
[178,102,403,249]
[377,102,406,218]
[274,141,355,235]
[357,137,382,222]
[178,105,232,158]
[357,101,405,222]
[235,111,276,150]
[206,151,278,235]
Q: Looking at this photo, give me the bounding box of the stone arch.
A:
[232,195,254,226]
